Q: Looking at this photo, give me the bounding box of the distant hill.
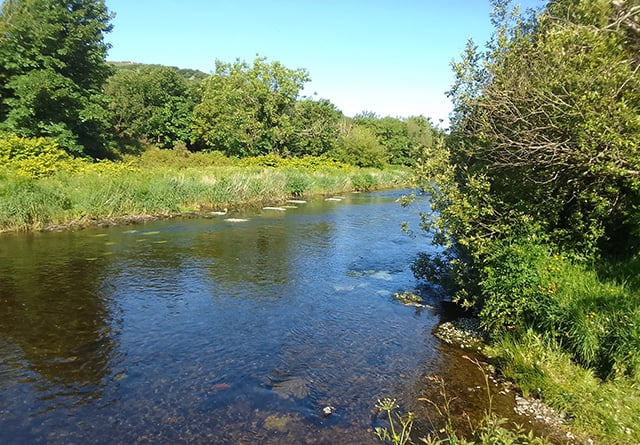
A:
[108,61,209,82]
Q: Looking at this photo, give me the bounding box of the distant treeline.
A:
[104,58,439,168]
[0,0,440,167]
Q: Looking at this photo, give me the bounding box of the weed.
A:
[375,398,415,445]
[418,358,551,445]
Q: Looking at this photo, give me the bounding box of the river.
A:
[0,189,553,444]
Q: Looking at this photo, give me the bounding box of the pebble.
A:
[434,318,485,351]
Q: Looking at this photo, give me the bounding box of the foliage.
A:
[354,113,410,165]
[447,0,640,256]
[238,154,351,171]
[0,132,72,177]
[108,62,209,82]
[333,121,388,168]
[478,239,555,335]
[191,56,310,157]
[0,0,114,157]
[105,65,197,148]
[353,113,439,166]
[129,146,238,170]
[0,132,136,177]
[405,116,437,165]
[288,98,342,157]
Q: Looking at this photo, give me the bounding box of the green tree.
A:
[333,120,388,168]
[289,98,342,157]
[192,56,310,157]
[446,0,640,256]
[405,115,436,162]
[105,65,197,148]
[353,113,408,165]
[0,0,113,157]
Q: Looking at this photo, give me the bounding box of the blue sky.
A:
[104,0,545,126]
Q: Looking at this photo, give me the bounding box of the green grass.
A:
[0,147,411,232]
[486,330,640,445]
[456,237,640,444]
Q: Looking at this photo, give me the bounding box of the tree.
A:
[105,65,197,148]
[446,0,640,255]
[288,98,342,157]
[0,0,113,157]
[406,116,436,159]
[333,120,388,168]
[353,114,409,165]
[191,56,310,157]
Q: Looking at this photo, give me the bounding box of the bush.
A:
[239,154,351,171]
[334,125,388,169]
[479,239,556,334]
[0,132,73,177]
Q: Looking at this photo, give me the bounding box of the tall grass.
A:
[477,237,640,382]
[487,330,640,445]
[474,239,640,444]
[0,148,410,232]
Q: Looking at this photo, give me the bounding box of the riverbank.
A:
[0,147,411,233]
[431,314,639,445]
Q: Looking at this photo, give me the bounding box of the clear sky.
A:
[104,0,545,126]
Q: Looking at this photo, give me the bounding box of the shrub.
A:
[0,132,73,177]
[478,239,556,334]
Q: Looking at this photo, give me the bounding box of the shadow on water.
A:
[0,190,566,444]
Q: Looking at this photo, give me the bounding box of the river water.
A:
[0,190,552,444]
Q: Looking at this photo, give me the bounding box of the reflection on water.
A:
[0,190,549,444]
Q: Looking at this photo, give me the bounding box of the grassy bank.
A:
[419,248,640,444]
[0,145,410,233]
[479,251,640,445]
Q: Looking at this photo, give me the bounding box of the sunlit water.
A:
[0,190,554,444]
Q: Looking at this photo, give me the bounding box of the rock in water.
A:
[321,406,335,417]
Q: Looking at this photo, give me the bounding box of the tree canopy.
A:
[105,65,197,148]
[0,0,114,157]
[192,57,311,157]
[446,0,640,256]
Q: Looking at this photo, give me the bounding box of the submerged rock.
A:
[263,414,291,432]
[434,317,485,351]
[392,291,424,307]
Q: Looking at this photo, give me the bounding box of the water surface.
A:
[0,190,548,444]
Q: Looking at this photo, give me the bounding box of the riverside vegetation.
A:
[0,0,432,232]
[396,0,640,444]
[0,135,410,232]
